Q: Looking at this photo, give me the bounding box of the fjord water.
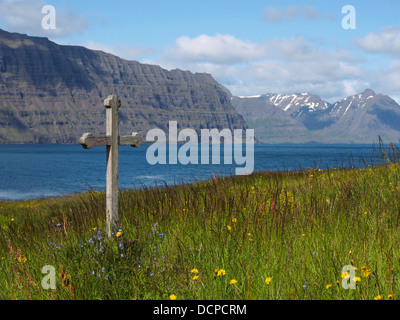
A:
[0,143,380,201]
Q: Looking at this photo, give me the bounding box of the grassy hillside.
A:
[1,146,400,300]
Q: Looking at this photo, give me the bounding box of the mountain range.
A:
[231,89,400,143]
[0,28,246,144]
[0,28,399,145]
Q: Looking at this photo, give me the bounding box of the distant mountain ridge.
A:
[1,28,399,145]
[231,89,400,143]
[0,29,247,144]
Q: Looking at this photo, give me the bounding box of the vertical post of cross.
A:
[105,94,120,237]
[79,94,142,238]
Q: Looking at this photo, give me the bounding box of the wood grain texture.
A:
[79,95,142,237]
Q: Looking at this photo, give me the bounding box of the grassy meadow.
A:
[1,144,400,300]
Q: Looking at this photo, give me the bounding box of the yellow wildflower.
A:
[363,269,371,277]
[265,277,272,285]
[230,279,237,285]
[326,284,332,289]
[374,295,383,300]
[353,277,361,283]
[232,218,237,223]
[169,294,177,300]
[192,275,199,281]
[191,268,199,274]
[217,269,226,277]
[116,231,122,237]
[227,225,231,231]
[388,294,394,299]
[361,266,371,277]
[17,256,27,263]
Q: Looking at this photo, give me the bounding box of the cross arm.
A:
[119,132,142,148]
[79,132,142,149]
[79,133,111,149]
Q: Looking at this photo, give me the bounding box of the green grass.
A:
[1,148,400,300]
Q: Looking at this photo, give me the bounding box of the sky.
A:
[1,0,400,103]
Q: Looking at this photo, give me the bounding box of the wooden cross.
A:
[79,94,142,237]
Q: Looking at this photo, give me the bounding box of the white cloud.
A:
[353,26,400,58]
[262,5,322,23]
[154,34,364,102]
[0,0,87,38]
[163,34,265,65]
[365,59,400,97]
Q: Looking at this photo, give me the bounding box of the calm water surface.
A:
[0,143,382,200]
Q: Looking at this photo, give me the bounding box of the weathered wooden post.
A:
[79,94,142,237]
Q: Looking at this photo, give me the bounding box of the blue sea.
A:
[0,143,384,201]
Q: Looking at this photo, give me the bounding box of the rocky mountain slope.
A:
[0,29,247,144]
[232,89,400,143]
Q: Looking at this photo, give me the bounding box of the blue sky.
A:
[1,0,400,102]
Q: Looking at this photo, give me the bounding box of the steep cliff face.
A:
[0,29,247,143]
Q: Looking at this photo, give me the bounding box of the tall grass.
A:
[1,144,400,300]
